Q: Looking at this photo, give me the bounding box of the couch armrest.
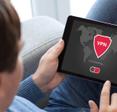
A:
[21,16,64,78]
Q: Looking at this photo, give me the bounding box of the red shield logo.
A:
[93,34,112,58]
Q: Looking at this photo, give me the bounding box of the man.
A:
[0,0,64,111]
[0,0,117,112]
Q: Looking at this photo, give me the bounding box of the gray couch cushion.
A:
[21,16,64,78]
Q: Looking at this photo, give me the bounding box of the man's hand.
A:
[89,81,117,112]
[32,39,65,93]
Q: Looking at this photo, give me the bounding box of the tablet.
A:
[58,15,117,85]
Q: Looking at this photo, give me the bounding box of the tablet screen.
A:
[58,16,117,85]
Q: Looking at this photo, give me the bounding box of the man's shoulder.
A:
[7,96,46,112]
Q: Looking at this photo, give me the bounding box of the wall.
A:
[31,0,70,24]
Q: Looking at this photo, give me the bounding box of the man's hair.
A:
[0,0,21,72]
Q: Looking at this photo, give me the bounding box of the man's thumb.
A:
[52,39,64,58]
[89,100,98,112]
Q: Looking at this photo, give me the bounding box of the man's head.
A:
[0,0,20,72]
[0,0,23,111]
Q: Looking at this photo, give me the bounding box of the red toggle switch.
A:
[89,66,100,74]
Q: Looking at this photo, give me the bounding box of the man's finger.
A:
[89,100,98,112]
[47,39,64,58]
[100,80,111,109]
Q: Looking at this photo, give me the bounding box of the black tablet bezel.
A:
[58,15,117,86]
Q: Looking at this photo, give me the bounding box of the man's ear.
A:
[0,73,6,98]
[0,73,11,99]
[0,74,5,107]
[0,74,2,86]
[0,73,10,112]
